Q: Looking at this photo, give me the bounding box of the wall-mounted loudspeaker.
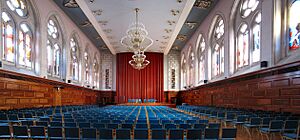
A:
[67,80,71,83]
[204,80,208,83]
[260,61,268,68]
[0,61,2,68]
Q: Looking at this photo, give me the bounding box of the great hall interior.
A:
[0,0,300,139]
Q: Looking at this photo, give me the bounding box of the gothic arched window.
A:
[211,16,225,77]
[70,37,79,81]
[197,34,206,82]
[234,0,261,70]
[47,16,62,77]
[1,0,36,70]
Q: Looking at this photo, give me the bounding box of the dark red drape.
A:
[116,52,164,103]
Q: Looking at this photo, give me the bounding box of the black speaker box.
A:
[204,80,208,83]
[261,61,268,68]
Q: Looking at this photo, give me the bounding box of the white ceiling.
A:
[76,0,195,54]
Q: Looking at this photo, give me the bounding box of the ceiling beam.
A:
[75,0,116,55]
[164,0,195,55]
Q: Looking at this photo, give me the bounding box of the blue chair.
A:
[36,121,48,127]
[151,124,163,129]
[283,120,299,133]
[151,129,167,139]
[48,127,63,139]
[29,126,46,139]
[65,127,80,140]
[136,123,148,128]
[65,122,77,127]
[282,124,299,140]
[187,129,202,140]
[99,129,113,139]
[221,128,237,140]
[82,128,97,140]
[165,123,177,129]
[134,129,148,139]
[204,128,219,140]
[50,121,62,127]
[107,123,119,129]
[79,122,90,128]
[179,124,192,129]
[243,117,261,137]
[13,126,29,139]
[93,123,106,129]
[194,123,207,131]
[208,123,221,129]
[116,129,131,139]
[259,120,284,140]
[199,119,209,124]
[169,129,184,140]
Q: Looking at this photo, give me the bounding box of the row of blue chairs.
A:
[178,105,300,140]
[0,125,237,140]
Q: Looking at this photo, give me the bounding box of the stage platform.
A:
[118,103,176,108]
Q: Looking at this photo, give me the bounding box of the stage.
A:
[118,103,176,108]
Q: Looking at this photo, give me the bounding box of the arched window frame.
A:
[196,33,206,83]
[1,0,36,70]
[234,0,262,71]
[188,51,195,86]
[1,11,16,63]
[47,16,63,78]
[211,16,225,78]
[84,50,90,85]
[93,56,99,88]
[70,36,80,82]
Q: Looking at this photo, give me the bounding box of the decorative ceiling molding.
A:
[176,34,187,41]
[185,21,197,29]
[92,10,102,16]
[76,0,116,54]
[164,29,173,33]
[63,0,79,8]
[194,0,213,9]
[171,9,180,16]
[103,29,112,33]
[163,36,170,39]
[167,20,176,26]
[164,0,195,55]
[98,20,108,26]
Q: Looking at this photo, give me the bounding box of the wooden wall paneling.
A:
[179,61,300,114]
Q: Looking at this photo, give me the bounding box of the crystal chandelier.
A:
[121,8,152,70]
[129,51,150,70]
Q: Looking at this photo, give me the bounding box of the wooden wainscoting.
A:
[0,69,102,110]
[178,61,300,114]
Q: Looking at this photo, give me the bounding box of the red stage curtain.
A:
[116,52,164,103]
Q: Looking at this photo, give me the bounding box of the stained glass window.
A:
[6,0,28,17]
[93,59,99,88]
[197,34,205,82]
[84,51,90,84]
[252,12,261,62]
[47,17,62,77]
[2,0,35,70]
[234,0,261,71]
[47,19,58,39]
[237,23,249,68]
[18,23,32,67]
[240,0,259,18]
[53,44,60,76]
[47,40,52,73]
[2,12,15,63]
[211,17,225,77]
[70,37,79,81]
[289,1,300,50]
[189,52,195,85]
